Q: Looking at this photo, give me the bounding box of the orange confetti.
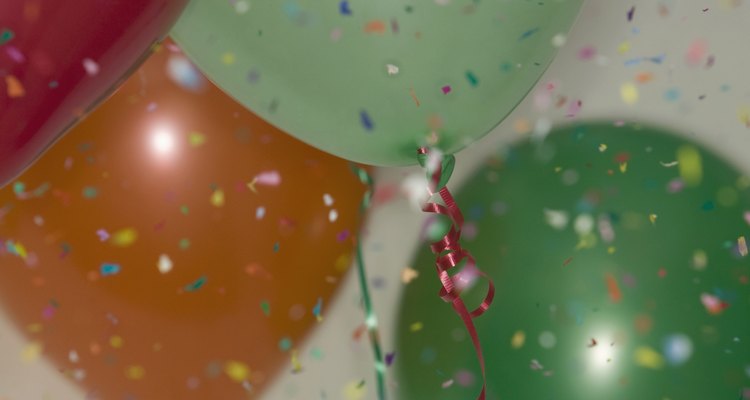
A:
[364,20,386,34]
[409,87,421,107]
[605,273,622,303]
[635,71,654,83]
[5,75,25,98]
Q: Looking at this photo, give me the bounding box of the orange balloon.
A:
[0,40,364,399]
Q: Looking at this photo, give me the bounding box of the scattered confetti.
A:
[312,297,323,321]
[519,27,539,41]
[184,276,207,292]
[5,75,25,98]
[0,28,14,45]
[627,6,635,21]
[110,228,137,247]
[401,267,419,283]
[605,273,622,303]
[386,64,399,75]
[158,254,173,274]
[224,361,250,382]
[663,334,693,365]
[211,189,225,207]
[634,346,664,369]
[100,263,121,276]
[620,82,639,105]
[409,322,423,332]
[360,110,374,131]
[364,20,386,34]
[188,131,206,147]
[441,85,451,94]
[677,145,703,186]
[739,236,748,257]
[260,300,271,316]
[701,292,728,315]
[82,58,99,76]
[465,70,479,87]
[21,341,43,363]
[511,330,526,349]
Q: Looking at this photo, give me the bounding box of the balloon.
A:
[171,1,582,167]
[0,0,188,187]
[0,40,365,399]
[396,123,750,399]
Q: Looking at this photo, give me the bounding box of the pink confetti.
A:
[83,58,100,76]
[441,85,451,94]
[5,46,25,63]
[254,171,281,186]
[577,46,596,61]
[685,39,708,66]
[700,293,728,315]
[566,99,582,118]
[96,229,109,242]
[743,211,750,226]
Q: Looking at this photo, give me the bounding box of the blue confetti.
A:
[339,0,352,15]
[312,297,323,319]
[100,263,121,276]
[519,27,539,41]
[360,110,374,131]
[279,337,293,352]
[664,88,681,102]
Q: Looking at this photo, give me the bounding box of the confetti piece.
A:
[627,6,635,21]
[179,238,191,250]
[312,297,323,321]
[635,71,653,83]
[738,105,750,128]
[255,171,281,186]
[222,52,236,65]
[442,379,455,388]
[409,87,421,106]
[544,208,569,230]
[634,346,664,369]
[599,143,607,152]
[663,334,693,365]
[184,276,207,292]
[167,56,206,91]
[605,273,622,303]
[109,335,124,348]
[685,39,708,66]
[401,267,419,283]
[255,206,266,220]
[739,237,748,257]
[551,33,567,47]
[188,131,206,147]
[465,71,479,87]
[677,145,702,186]
[124,365,145,380]
[157,254,173,274]
[111,228,137,247]
[577,46,596,61]
[278,337,293,352]
[617,41,631,54]
[323,193,334,206]
[211,189,225,207]
[511,330,526,349]
[291,350,302,373]
[0,28,14,45]
[100,263,121,276]
[519,27,539,41]
[441,85,451,94]
[562,256,573,267]
[385,352,396,366]
[82,58,99,75]
[409,322,423,332]
[224,361,250,382]
[5,75,25,97]
[620,82,639,105]
[701,293,728,315]
[360,110,374,131]
[364,20,386,34]
[82,186,98,199]
[339,0,352,15]
[386,64,399,75]
[260,300,271,316]
[660,161,678,167]
[21,341,43,363]
[649,214,657,224]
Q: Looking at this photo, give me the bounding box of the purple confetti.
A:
[385,352,396,366]
[627,6,635,22]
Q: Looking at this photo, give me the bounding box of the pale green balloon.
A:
[172,0,581,166]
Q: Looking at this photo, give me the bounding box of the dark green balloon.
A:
[396,123,750,400]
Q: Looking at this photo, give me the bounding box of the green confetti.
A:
[260,300,271,316]
[179,238,191,250]
[184,275,207,292]
[0,29,13,45]
[180,205,189,215]
[273,242,280,252]
[465,70,479,87]
[82,186,99,199]
[278,337,292,352]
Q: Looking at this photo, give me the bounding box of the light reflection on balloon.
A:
[150,125,177,156]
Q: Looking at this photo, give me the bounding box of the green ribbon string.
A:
[350,164,387,400]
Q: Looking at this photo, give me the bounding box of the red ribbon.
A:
[417,147,495,399]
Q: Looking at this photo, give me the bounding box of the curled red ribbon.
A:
[417,147,495,400]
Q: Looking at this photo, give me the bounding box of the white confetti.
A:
[158,254,173,274]
[82,58,99,76]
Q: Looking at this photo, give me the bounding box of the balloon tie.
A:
[350,164,387,400]
[416,147,495,400]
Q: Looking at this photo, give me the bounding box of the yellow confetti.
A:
[5,75,25,98]
[598,144,607,152]
[211,189,225,207]
[401,267,419,284]
[343,380,367,400]
[511,330,526,349]
[677,145,702,187]
[335,253,351,273]
[619,162,628,173]
[188,131,206,147]
[26,323,43,333]
[111,228,137,247]
[739,236,748,257]
[607,246,616,254]
[125,365,145,380]
[291,349,302,373]
[11,241,27,259]
[224,360,251,382]
[738,105,750,127]
[409,322,423,332]
[109,335,123,349]
[617,41,631,54]
[717,187,738,207]
[649,214,657,224]
[634,346,664,369]
[222,52,236,65]
[513,118,531,134]
[620,82,639,105]
[247,177,258,193]
[576,233,598,250]
[21,341,43,363]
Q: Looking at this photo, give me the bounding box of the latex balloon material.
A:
[0,41,365,399]
[396,123,750,400]
[0,0,188,187]
[171,1,582,167]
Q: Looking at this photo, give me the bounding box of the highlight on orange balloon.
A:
[0,39,365,399]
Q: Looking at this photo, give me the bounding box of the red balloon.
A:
[0,1,188,187]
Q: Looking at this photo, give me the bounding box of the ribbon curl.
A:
[416,147,495,400]
[350,164,387,400]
